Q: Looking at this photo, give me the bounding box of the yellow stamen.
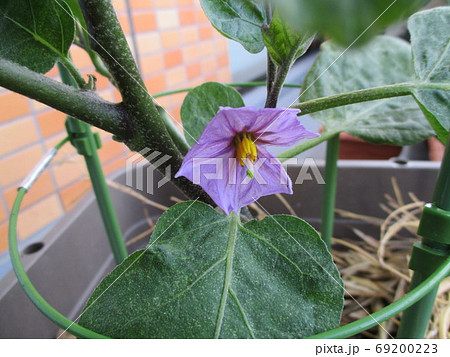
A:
[235,132,258,167]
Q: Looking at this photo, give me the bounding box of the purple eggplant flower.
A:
[175,107,319,215]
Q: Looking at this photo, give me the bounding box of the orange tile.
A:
[141,54,164,76]
[155,96,171,109]
[30,99,51,113]
[217,39,229,52]
[133,12,157,32]
[0,92,30,123]
[98,90,114,102]
[201,42,214,57]
[60,179,92,211]
[218,68,231,82]
[205,73,219,82]
[188,78,204,87]
[186,63,201,80]
[0,201,6,223]
[4,172,55,210]
[0,223,8,254]
[196,9,209,23]
[45,133,76,160]
[162,30,181,48]
[37,110,66,138]
[118,14,131,34]
[203,57,218,73]
[136,33,162,55]
[183,45,202,62]
[179,9,196,26]
[154,0,177,6]
[95,73,113,90]
[113,0,127,12]
[51,154,88,188]
[129,0,152,10]
[181,27,198,44]
[45,65,60,78]
[98,139,125,164]
[171,106,182,122]
[70,46,93,70]
[145,74,167,94]
[104,156,127,175]
[0,145,45,187]
[164,49,183,68]
[166,67,187,88]
[199,25,213,40]
[178,0,194,6]
[91,127,113,140]
[156,9,179,29]
[17,195,63,239]
[0,117,39,156]
[169,92,187,106]
[113,88,123,102]
[218,53,229,67]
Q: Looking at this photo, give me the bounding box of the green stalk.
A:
[320,134,340,249]
[264,1,275,95]
[292,82,449,115]
[58,56,87,88]
[0,58,128,138]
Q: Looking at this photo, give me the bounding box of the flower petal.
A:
[176,106,317,215]
[234,146,292,211]
[253,108,320,146]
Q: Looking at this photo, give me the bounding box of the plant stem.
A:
[58,56,87,88]
[79,0,211,203]
[265,1,275,95]
[265,58,291,108]
[0,58,128,137]
[293,82,450,115]
[320,134,340,249]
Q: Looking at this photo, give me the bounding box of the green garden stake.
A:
[397,136,450,338]
[320,134,340,249]
[58,63,127,264]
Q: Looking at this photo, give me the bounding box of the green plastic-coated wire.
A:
[308,255,450,339]
[8,138,109,339]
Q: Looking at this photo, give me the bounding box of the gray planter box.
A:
[0,160,440,338]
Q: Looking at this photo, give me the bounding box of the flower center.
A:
[234,132,257,178]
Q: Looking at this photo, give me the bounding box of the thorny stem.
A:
[265,1,275,96]
[78,0,212,204]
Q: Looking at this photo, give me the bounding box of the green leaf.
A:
[181,82,245,146]
[199,0,267,53]
[302,36,434,145]
[408,7,450,143]
[79,202,343,338]
[64,0,89,45]
[0,0,75,74]
[278,0,428,47]
[262,11,314,67]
